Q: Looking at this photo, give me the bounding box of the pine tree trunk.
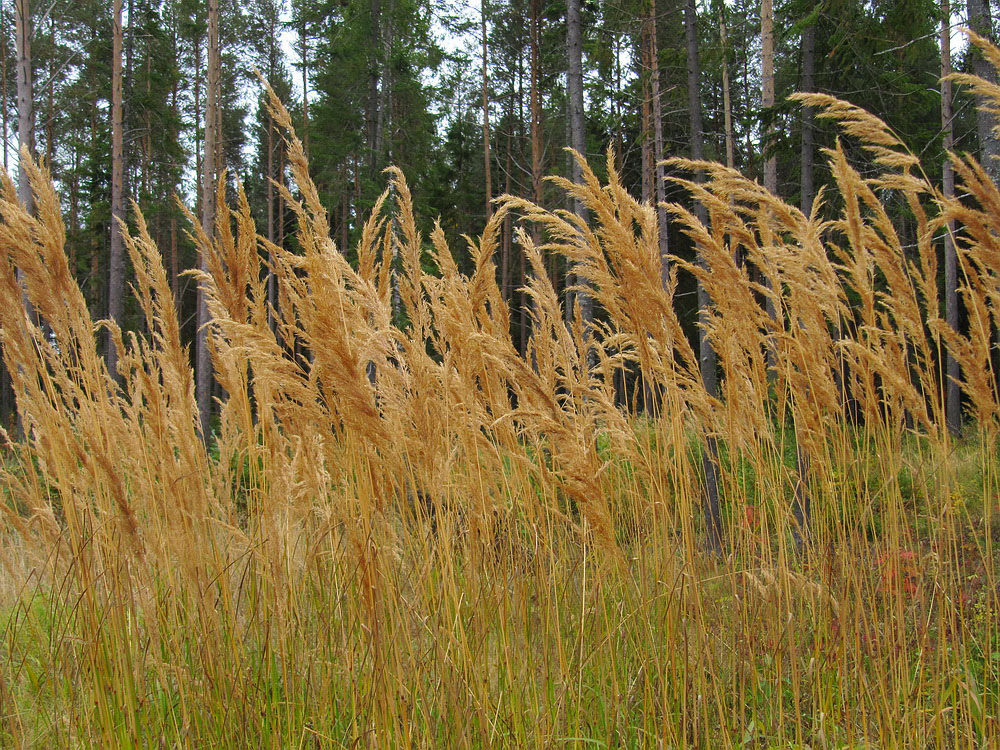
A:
[197,0,220,440]
[501,124,512,305]
[300,15,309,158]
[366,0,381,179]
[720,11,734,170]
[761,0,778,375]
[1,0,6,175]
[761,0,776,195]
[800,16,815,215]
[639,24,652,208]
[376,2,393,176]
[45,16,52,167]
[968,0,1000,185]
[267,112,277,334]
[481,0,493,222]
[15,0,33,215]
[685,0,711,391]
[966,0,1000,389]
[942,1,961,435]
[194,37,202,226]
[13,0,33,436]
[648,0,669,293]
[267,27,278,335]
[108,0,125,380]
[0,0,9,428]
[685,0,722,553]
[527,0,542,349]
[566,0,591,331]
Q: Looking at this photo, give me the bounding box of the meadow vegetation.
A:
[0,57,998,748]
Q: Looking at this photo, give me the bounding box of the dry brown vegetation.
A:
[0,52,998,748]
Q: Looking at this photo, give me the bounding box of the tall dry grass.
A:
[0,44,998,748]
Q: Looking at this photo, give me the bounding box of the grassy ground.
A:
[1,427,996,747]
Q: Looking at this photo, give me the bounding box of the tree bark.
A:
[526,0,542,354]
[108,0,125,379]
[502,123,512,305]
[1,0,9,428]
[2,0,7,174]
[13,0,33,436]
[761,0,776,195]
[15,0,33,214]
[300,12,309,158]
[481,0,493,222]
[267,14,278,335]
[566,0,591,330]
[685,0,711,389]
[45,16,52,168]
[800,13,815,215]
[639,15,652,207]
[760,0,778,375]
[942,0,961,435]
[648,0,669,292]
[968,0,1000,185]
[720,10,734,170]
[197,0,220,440]
[685,0,722,553]
[366,0,381,179]
[966,0,1000,389]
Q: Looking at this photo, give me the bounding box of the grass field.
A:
[0,81,998,747]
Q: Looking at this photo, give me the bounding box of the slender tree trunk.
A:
[266,27,277,334]
[720,10,735,170]
[267,110,277,333]
[45,16,52,167]
[528,0,543,345]
[501,123,512,304]
[378,6,393,172]
[108,0,125,379]
[15,0,33,215]
[0,1,9,429]
[685,0,722,553]
[648,0,669,292]
[942,0,961,435]
[341,183,349,250]
[197,0,220,439]
[761,0,778,376]
[2,0,6,175]
[481,0,493,222]
[300,14,309,158]
[367,0,381,179]
[144,44,151,201]
[637,4,657,413]
[518,35,528,356]
[968,0,1000,185]
[800,14,816,214]
[792,9,820,544]
[194,37,202,226]
[169,11,180,314]
[639,13,652,208]
[685,0,710,388]
[761,0,776,195]
[69,146,78,266]
[966,0,1000,386]
[566,0,591,332]
[614,30,623,173]
[13,0,33,436]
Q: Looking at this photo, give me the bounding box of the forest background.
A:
[1,0,995,433]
